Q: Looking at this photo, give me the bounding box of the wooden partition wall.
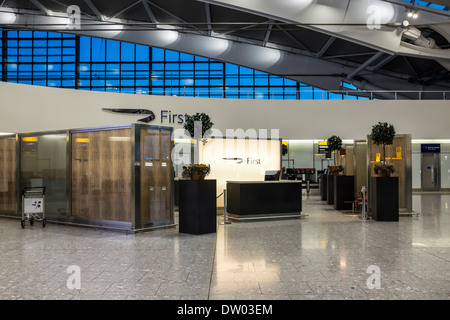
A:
[367,134,412,213]
[71,127,133,224]
[0,136,17,215]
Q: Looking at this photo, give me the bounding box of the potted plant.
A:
[327,135,343,174]
[370,122,396,177]
[282,143,288,157]
[186,164,211,180]
[329,165,344,175]
[183,112,214,172]
[183,112,214,145]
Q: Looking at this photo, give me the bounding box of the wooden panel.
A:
[0,137,17,214]
[71,129,132,222]
[140,128,173,224]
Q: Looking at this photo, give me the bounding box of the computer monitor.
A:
[264,170,280,181]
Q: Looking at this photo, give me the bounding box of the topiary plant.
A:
[282,143,288,156]
[327,135,342,165]
[370,122,396,164]
[183,112,214,144]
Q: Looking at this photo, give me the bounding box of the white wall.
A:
[1,82,450,141]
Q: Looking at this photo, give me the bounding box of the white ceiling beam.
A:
[196,0,450,55]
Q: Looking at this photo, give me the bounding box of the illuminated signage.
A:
[421,144,440,153]
[22,137,38,142]
[318,145,329,154]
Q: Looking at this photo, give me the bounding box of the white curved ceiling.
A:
[0,0,449,94]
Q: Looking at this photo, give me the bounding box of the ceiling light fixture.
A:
[406,7,419,19]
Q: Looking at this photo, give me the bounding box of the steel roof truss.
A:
[316,36,336,58]
[205,3,212,36]
[262,19,273,46]
[83,0,104,21]
[141,0,157,23]
[275,25,311,53]
[31,0,51,15]
[148,0,205,34]
[347,52,385,80]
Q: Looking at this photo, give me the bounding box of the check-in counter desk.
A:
[226,181,302,220]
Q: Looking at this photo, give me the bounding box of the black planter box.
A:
[178,179,217,234]
[327,174,335,205]
[319,174,327,201]
[370,177,399,221]
[334,175,355,210]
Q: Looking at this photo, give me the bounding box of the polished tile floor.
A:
[1,190,450,300]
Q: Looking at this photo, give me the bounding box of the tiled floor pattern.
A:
[1,190,450,300]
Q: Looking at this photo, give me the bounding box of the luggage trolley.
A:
[21,187,46,228]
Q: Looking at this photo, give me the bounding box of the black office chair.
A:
[286,168,296,180]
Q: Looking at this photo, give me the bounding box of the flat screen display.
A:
[318,145,329,154]
[264,170,280,181]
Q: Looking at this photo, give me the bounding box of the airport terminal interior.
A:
[1,0,450,301]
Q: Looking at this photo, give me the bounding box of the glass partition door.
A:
[20,132,68,220]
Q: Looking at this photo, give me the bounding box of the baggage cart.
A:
[21,187,46,228]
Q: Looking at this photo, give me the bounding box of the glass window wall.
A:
[0,28,367,100]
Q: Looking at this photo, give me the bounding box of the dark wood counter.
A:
[226,181,302,219]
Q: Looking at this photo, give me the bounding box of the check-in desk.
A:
[226,181,302,220]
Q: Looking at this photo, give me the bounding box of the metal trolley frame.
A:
[21,187,46,228]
